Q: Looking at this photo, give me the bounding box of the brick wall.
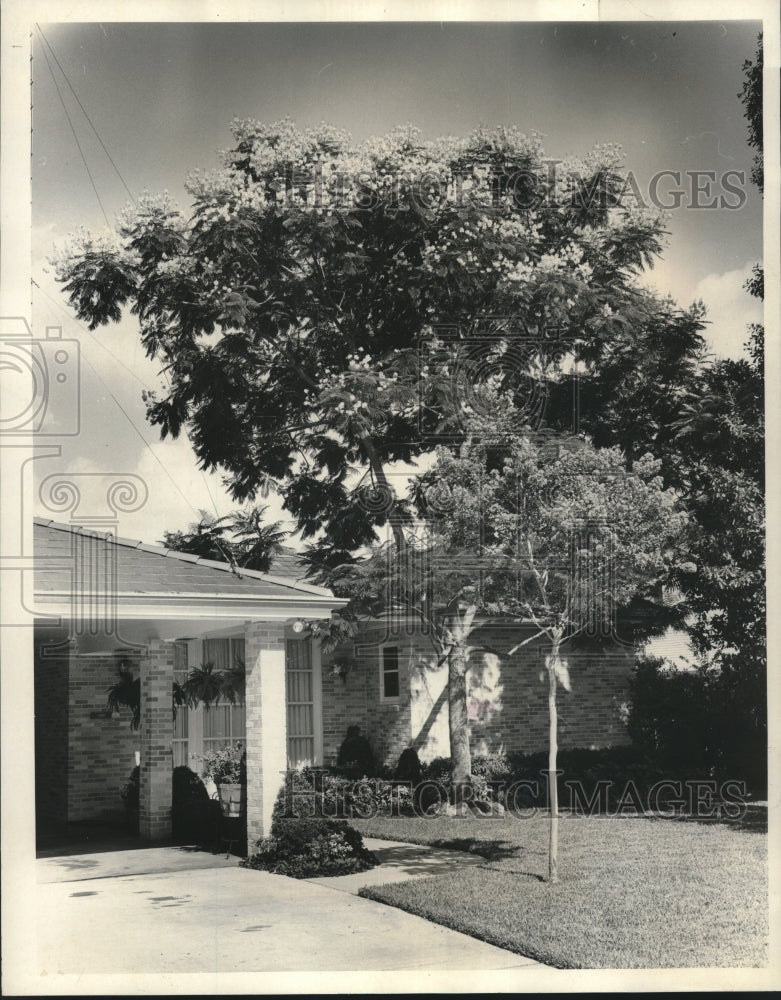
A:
[139,641,175,840]
[321,623,632,769]
[34,649,69,829]
[464,626,632,757]
[321,625,421,770]
[67,652,140,824]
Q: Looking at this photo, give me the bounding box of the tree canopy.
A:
[161,505,288,573]
[53,120,693,575]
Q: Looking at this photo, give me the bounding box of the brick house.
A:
[320,619,632,771]
[33,517,347,846]
[34,517,633,845]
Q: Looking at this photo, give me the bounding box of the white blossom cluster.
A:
[184,120,555,217]
[49,225,141,280]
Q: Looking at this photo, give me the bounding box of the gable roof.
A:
[33,518,336,602]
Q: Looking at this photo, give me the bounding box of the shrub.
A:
[419,757,496,806]
[194,740,246,785]
[336,725,376,777]
[120,765,140,832]
[120,764,140,811]
[394,747,423,784]
[243,785,378,878]
[272,768,417,821]
[626,653,767,798]
[171,766,218,845]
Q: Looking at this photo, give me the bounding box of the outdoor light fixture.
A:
[292,619,306,633]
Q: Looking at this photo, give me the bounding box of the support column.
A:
[139,640,174,840]
[244,621,287,848]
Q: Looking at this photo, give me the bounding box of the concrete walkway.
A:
[307,837,487,893]
[37,843,240,884]
[32,840,544,978]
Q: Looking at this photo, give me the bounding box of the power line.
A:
[32,278,147,389]
[35,24,136,205]
[32,24,220,525]
[32,277,223,522]
[36,29,110,227]
[77,345,204,524]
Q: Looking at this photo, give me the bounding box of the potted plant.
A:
[195,740,246,817]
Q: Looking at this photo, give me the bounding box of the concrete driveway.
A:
[33,842,544,981]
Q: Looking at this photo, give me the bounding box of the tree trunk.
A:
[547,646,560,884]
[448,646,472,794]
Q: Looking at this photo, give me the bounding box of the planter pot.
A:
[217,782,244,818]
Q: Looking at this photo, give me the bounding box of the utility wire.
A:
[35,24,136,205]
[32,277,224,523]
[33,26,221,526]
[77,344,204,523]
[32,278,147,389]
[36,31,110,227]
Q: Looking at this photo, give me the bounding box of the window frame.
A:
[379,643,401,704]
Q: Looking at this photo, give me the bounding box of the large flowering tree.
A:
[53,120,700,775]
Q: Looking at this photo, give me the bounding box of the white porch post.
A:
[244,621,287,847]
[139,639,174,840]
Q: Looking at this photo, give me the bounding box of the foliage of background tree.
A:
[161,504,288,573]
[739,32,763,193]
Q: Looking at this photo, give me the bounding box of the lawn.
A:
[350,812,768,969]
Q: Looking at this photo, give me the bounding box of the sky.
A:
[28,18,764,546]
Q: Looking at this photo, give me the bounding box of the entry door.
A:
[285,636,323,768]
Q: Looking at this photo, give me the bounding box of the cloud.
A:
[690,263,762,361]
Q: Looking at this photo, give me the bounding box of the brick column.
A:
[244,621,287,848]
[139,640,174,840]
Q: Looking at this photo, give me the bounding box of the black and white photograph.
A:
[1,1,778,993]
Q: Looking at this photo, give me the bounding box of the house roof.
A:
[33,518,335,601]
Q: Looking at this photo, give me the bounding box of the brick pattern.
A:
[139,641,174,840]
[245,621,287,846]
[64,649,140,823]
[321,626,417,769]
[321,624,632,769]
[464,626,632,756]
[34,650,69,829]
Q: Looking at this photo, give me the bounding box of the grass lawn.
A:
[351,813,767,969]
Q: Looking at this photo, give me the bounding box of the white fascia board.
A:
[33,592,347,621]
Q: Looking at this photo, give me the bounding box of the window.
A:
[286,637,315,767]
[172,641,189,767]
[201,637,246,754]
[203,636,245,672]
[380,645,400,701]
[170,634,246,769]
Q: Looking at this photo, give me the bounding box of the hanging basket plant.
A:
[181,661,223,708]
[106,656,247,729]
[218,656,246,705]
[106,666,141,730]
